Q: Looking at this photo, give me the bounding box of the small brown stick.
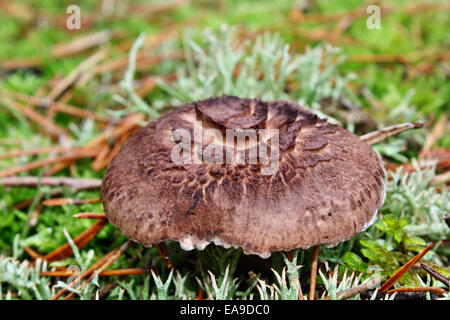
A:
[322,275,386,300]
[195,288,204,300]
[29,204,43,227]
[99,268,147,277]
[348,49,449,64]
[360,86,385,112]
[85,113,145,149]
[127,1,186,17]
[0,150,99,178]
[379,243,434,292]
[444,214,450,228]
[93,129,135,171]
[386,287,446,295]
[298,283,304,300]
[1,88,111,123]
[291,6,369,24]
[42,198,101,206]
[113,25,177,54]
[0,138,21,145]
[23,246,43,260]
[62,241,130,300]
[48,100,112,123]
[1,97,68,138]
[422,115,448,152]
[73,213,106,220]
[0,2,95,32]
[135,76,158,98]
[0,146,84,160]
[92,52,182,75]
[0,176,102,190]
[327,17,353,44]
[420,263,450,288]
[93,144,119,171]
[13,189,63,210]
[420,148,450,161]
[92,144,111,171]
[155,243,174,270]
[431,171,450,186]
[43,161,73,177]
[360,121,424,145]
[285,250,304,300]
[1,57,43,72]
[47,50,107,102]
[134,74,177,98]
[41,270,77,277]
[384,159,450,173]
[309,245,319,300]
[41,268,146,277]
[51,30,113,58]
[43,219,108,263]
[1,30,112,70]
[289,2,449,25]
[50,242,128,300]
[440,239,450,248]
[95,247,148,300]
[0,2,33,20]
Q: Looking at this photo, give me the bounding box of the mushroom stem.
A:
[309,245,319,300]
[360,121,423,145]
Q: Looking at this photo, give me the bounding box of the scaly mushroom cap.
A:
[102,96,385,258]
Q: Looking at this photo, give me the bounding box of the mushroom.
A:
[101,95,387,298]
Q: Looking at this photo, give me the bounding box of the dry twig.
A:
[50,242,128,300]
[47,50,107,101]
[61,241,131,300]
[0,146,83,160]
[73,213,106,219]
[360,121,424,145]
[41,267,146,278]
[42,198,101,206]
[0,176,102,190]
[420,263,450,288]
[379,243,434,292]
[322,275,386,300]
[0,150,99,178]
[23,246,43,260]
[42,219,108,263]
[309,245,319,300]
[1,97,68,138]
[422,115,447,152]
[386,287,446,295]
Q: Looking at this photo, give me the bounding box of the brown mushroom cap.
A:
[101,96,385,258]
